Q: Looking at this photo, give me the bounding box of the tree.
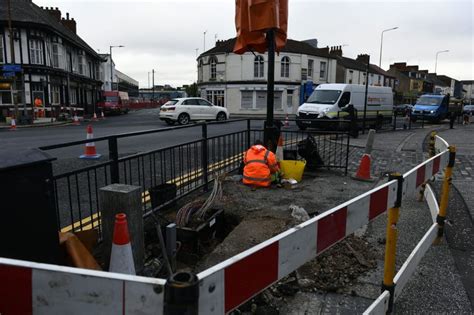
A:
[185,82,198,97]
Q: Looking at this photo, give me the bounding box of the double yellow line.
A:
[60,153,244,233]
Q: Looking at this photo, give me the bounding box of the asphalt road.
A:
[0,109,264,161]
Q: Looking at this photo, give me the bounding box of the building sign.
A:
[2,64,22,72]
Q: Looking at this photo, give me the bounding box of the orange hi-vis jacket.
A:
[243,145,279,187]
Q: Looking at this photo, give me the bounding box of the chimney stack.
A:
[356,54,370,65]
[61,12,77,33]
[42,6,62,22]
[329,45,343,57]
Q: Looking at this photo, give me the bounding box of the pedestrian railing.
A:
[39,119,350,235]
[0,132,454,314]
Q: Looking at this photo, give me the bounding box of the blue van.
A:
[411,94,449,122]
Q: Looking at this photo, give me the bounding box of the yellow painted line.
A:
[61,153,244,233]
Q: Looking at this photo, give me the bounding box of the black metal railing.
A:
[39,119,350,234]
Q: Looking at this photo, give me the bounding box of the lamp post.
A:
[434,50,449,73]
[379,27,398,67]
[203,31,207,52]
[109,45,124,91]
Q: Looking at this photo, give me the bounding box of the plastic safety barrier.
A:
[0,136,452,314]
[0,257,165,314]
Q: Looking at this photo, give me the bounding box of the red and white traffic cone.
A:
[276,135,284,161]
[109,213,136,275]
[73,113,80,125]
[352,154,374,181]
[101,111,105,120]
[92,112,99,121]
[284,114,290,128]
[79,124,101,159]
[9,117,17,131]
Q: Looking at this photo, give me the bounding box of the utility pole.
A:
[152,69,155,102]
[7,0,18,119]
[148,71,150,89]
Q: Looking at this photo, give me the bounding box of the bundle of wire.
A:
[175,177,223,227]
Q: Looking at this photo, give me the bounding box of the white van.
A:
[296,84,393,130]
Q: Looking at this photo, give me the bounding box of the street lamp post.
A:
[434,50,449,73]
[379,27,398,67]
[109,45,124,91]
[203,31,207,52]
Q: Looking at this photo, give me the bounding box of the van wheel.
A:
[375,115,384,130]
[178,113,190,125]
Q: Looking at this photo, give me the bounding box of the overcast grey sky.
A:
[37,0,473,88]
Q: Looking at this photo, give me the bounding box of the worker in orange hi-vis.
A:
[233,0,288,54]
[34,96,43,118]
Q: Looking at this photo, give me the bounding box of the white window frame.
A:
[254,55,264,78]
[51,85,60,105]
[70,88,77,104]
[29,39,44,65]
[319,61,327,79]
[52,43,62,68]
[281,56,290,78]
[308,59,314,78]
[209,56,217,80]
[78,55,86,75]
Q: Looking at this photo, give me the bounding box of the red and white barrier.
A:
[197,180,398,314]
[0,257,165,314]
[402,150,448,199]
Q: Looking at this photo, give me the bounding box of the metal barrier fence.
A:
[39,119,350,234]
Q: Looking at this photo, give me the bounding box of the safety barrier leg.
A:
[382,173,403,314]
[435,145,456,243]
[418,132,437,202]
[164,271,199,315]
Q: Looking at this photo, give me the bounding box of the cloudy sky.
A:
[37,0,473,88]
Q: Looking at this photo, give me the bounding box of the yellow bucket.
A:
[279,160,306,182]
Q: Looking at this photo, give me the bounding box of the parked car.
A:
[159,97,229,125]
[463,104,474,115]
[394,104,413,115]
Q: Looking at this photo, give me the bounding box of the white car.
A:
[159,97,229,125]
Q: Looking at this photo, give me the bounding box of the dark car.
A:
[463,105,474,115]
[394,104,413,115]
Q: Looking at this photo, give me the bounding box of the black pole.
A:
[264,29,278,152]
[362,55,370,134]
[152,69,155,102]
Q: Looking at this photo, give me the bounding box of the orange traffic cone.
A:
[101,111,105,120]
[284,114,290,128]
[9,117,17,131]
[109,213,136,275]
[352,154,374,181]
[276,135,284,161]
[79,125,101,159]
[92,112,99,121]
[73,113,80,125]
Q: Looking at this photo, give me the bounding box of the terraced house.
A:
[197,38,337,116]
[0,0,103,119]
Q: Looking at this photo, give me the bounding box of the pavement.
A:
[0,117,69,129]
[277,122,474,314]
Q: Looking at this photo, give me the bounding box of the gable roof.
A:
[200,38,336,59]
[0,0,101,59]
